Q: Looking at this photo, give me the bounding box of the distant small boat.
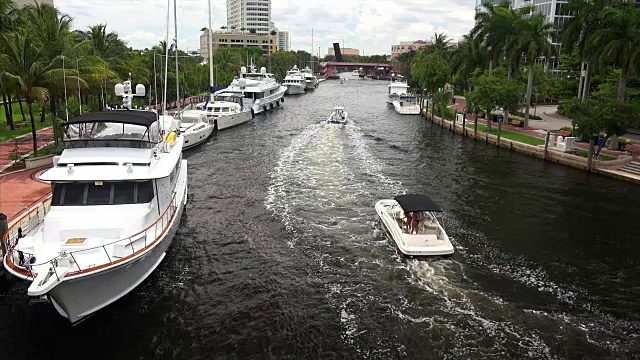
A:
[327,106,348,125]
[375,194,454,257]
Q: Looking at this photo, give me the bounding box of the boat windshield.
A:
[243,74,265,81]
[51,181,155,206]
[64,122,159,148]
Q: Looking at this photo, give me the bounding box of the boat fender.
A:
[276,101,280,107]
[270,103,274,110]
[263,105,267,113]
[165,131,177,145]
[251,109,255,119]
[281,97,284,103]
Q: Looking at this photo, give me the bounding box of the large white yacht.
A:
[388,76,410,104]
[176,110,214,149]
[375,194,454,257]
[283,65,306,95]
[3,80,188,323]
[301,66,318,90]
[393,94,421,115]
[219,64,287,115]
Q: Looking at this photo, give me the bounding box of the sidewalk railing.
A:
[4,193,178,281]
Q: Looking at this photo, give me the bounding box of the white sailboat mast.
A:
[174,0,181,118]
[208,0,214,101]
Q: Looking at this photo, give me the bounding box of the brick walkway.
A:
[0,127,54,170]
[0,166,51,221]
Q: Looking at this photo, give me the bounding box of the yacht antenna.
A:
[173,0,180,119]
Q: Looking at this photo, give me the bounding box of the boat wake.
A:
[263,123,573,357]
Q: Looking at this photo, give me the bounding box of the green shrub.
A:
[512,110,542,120]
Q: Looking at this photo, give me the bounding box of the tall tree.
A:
[451,35,488,93]
[591,5,640,101]
[508,13,555,129]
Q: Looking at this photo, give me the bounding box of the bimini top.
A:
[394,194,442,212]
[65,110,158,127]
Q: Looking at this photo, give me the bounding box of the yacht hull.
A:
[393,101,421,115]
[285,85,305,95]
[43,161,187,323]
[182,124,214,150]
[215,110,253,130]
[252,86,287,114]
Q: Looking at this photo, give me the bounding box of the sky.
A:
[56,0,477,55]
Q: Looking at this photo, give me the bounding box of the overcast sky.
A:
[56,0,476,55]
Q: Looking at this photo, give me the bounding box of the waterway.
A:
[1,74,639,359]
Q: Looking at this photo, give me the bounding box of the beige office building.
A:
[199,30,276,57]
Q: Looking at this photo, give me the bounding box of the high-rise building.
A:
[227,0,271,35]
[15,0,54,6]
[277,31,290,52]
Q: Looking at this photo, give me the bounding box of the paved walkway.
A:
[0,127,54,170]
[0,166,51,221]
[447,97,622,157]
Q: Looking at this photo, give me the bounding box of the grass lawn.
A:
[465,124,546,146]
[0,101,52,142]
[574,148,617,161]
[0,118,53,142]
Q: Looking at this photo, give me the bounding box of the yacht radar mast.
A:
[114,73,146,110]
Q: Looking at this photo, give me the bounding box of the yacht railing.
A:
[4,192,178,281]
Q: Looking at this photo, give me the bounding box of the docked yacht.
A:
[352,69,360,76]
[301,66,318,90]
[375,194,454,257]
[3,80,188,323]
[388,78,410,104]
[177,109,214,149]
[204,92,253,130]
[327,106,348,125]
[283,65,306,95]
[393,94,421,115]
[220,64,287,115]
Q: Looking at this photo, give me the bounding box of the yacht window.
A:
[113,183,135,204]
[64,183,86,205]
[52,181,154,206]
[136,181,154,203]
[86,183,111,205]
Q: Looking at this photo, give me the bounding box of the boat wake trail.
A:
[264,123,567,358]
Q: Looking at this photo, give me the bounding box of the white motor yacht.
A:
[388,78,410,104]
[283,65,306,95]
[220,64,287,115]
[205,92,253,130]
[301,66,318,90]
[393,94,421,115]
[375,194,454,257]
[352,69,360,76]
[177,109,214,149]
[327,106,348,125]
[3,80,188,323]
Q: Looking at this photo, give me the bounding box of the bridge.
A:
[320,62,393,80]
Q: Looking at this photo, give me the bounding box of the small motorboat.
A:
[327,106,348,125]
[375,194,454,256]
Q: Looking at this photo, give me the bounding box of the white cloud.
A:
[56,0,476,54]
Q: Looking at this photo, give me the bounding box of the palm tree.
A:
[451,35,488,93]
[0,29,84,156]
[472,1,531,77]
[508,13,555,129]
[428,32,453,54]
[562,0,612,103]
[213,47,242,86]
[591,6,640,101]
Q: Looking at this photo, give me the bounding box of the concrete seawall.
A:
[422,109,637,184]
